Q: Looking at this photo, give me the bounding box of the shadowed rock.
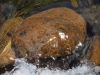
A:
[90,36,100,66]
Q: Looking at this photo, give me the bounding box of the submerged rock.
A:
[12,7,86,69]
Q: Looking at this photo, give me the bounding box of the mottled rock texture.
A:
[11,7,86,69]
[12,7,86,58]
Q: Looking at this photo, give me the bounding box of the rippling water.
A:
[1,58,100,75]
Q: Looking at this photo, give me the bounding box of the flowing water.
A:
[1,58,100,75]
[0,1,100,75]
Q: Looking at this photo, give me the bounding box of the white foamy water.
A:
[2,58,100,75]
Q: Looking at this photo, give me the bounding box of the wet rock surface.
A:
[0,5,100,73]
[12,7,86,69]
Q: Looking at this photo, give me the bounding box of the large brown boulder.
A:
[12,7,86,68]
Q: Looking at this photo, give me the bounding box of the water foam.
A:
[2,58,100,75]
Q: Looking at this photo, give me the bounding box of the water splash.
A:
[2,58,100,75]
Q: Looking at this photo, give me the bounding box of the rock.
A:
[0,17,23,67]
[90,36,100,66]
[0,40,15,67]
[12,7,86,69]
